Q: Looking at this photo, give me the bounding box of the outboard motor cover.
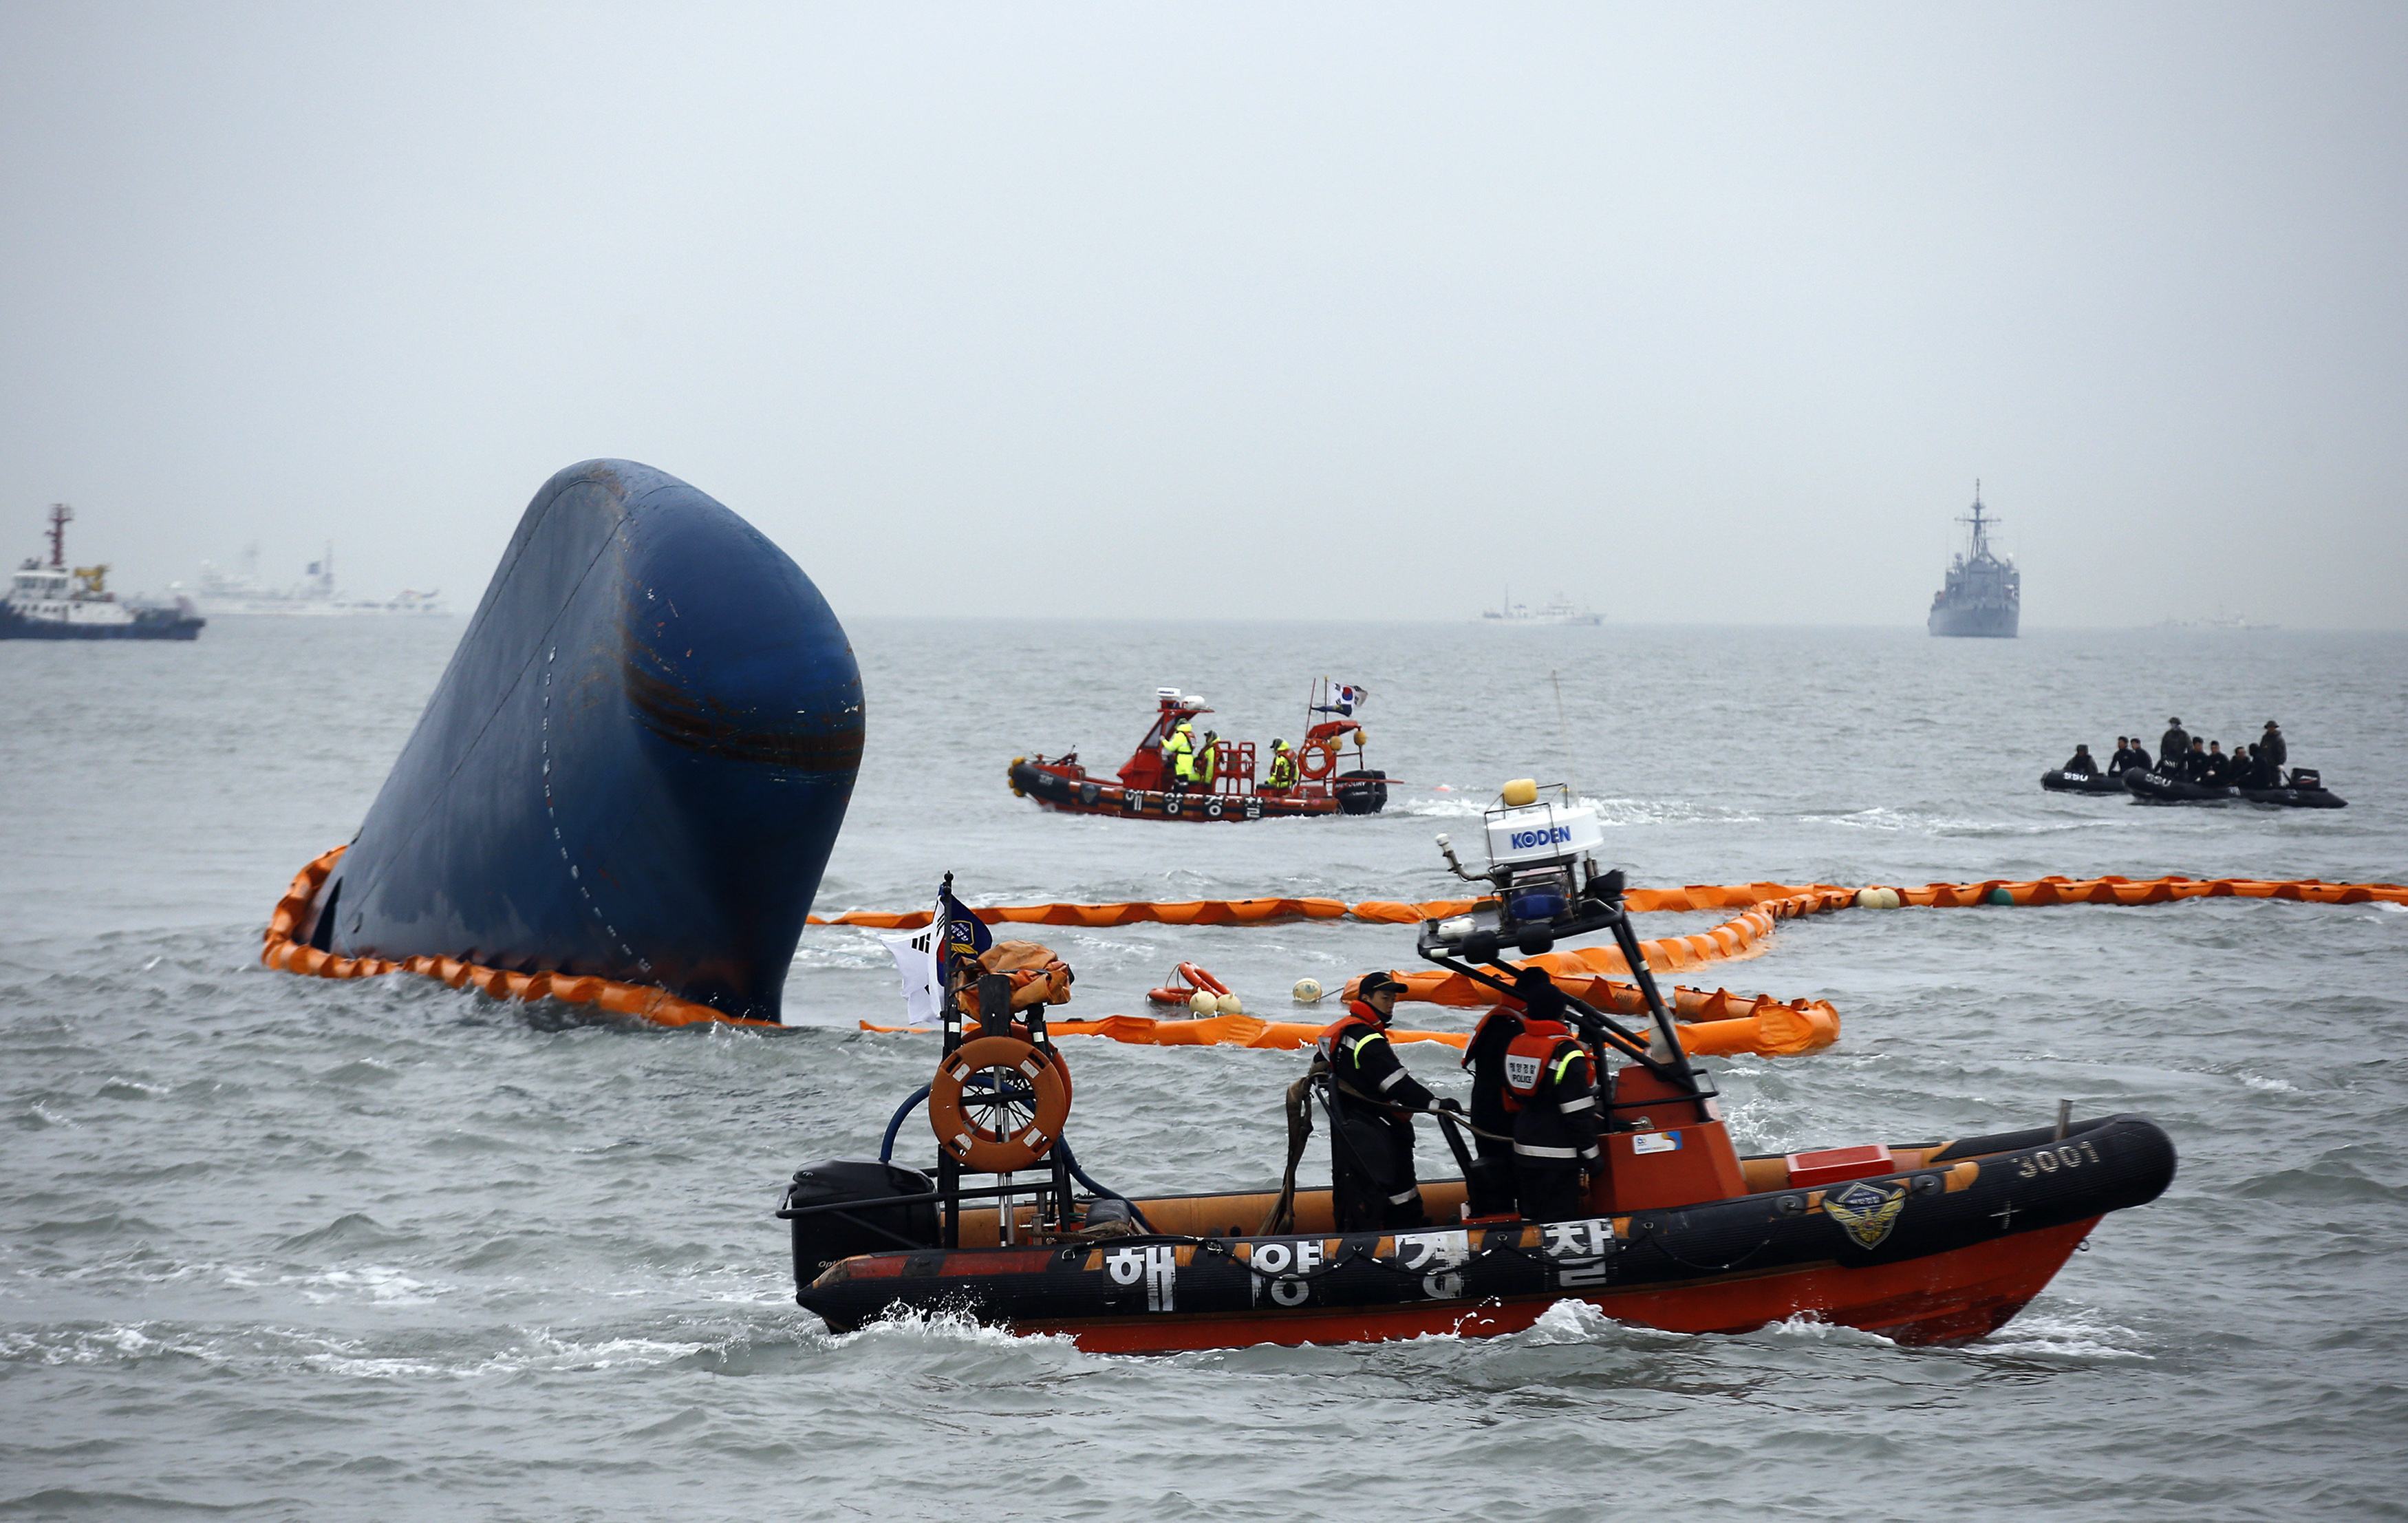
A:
[786,1159,938,1284]
[1335,769,1390,816]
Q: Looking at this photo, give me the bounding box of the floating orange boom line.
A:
[264,846,2407,1044]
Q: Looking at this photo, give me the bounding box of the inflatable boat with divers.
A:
[780,790,2174,1352]
[1008,679,1388,822]
[2124,767,2347,809]
[2040,769,2125,795]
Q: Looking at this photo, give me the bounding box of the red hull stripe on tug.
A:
[1022,1219,2098,1354]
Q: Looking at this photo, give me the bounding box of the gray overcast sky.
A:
[2,3,2402,626]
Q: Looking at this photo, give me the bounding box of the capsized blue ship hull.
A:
[303,460,861,1023]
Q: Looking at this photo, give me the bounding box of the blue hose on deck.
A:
[879,1084,930,1164]
[877,1083,1154,1234]
[1056,1138,1156,1235]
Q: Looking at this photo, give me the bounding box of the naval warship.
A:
[1927,484,2019,638]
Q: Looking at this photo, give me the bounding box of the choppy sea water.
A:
[3,616,2405,1521]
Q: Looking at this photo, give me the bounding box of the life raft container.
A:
[785,1112,2174,1354]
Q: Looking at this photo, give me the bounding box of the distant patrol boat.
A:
[1927,484,2019,638]
[1,504,205,641]
[1481,588,1602,626]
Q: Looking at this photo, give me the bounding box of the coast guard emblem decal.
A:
[1821,1178,1907,1250]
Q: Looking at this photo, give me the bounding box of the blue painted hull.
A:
[0,607,204,639]
[307,460,861,1023]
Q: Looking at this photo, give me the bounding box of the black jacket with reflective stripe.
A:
[1328,1005,1435,1120]
[1512,1041,1602,1162]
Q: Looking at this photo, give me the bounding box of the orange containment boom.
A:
[266,845,2408,1039]
[259,847,780,1029]
[859,992,1834,1060]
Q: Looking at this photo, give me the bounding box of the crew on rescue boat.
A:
[1263,738,1297,792]
[1318,970,1459,1230]
[1461,968,1540,1217]
[2059,744,2097,778]
[1500,1000,1605,1222]
[1163,721,1196,791]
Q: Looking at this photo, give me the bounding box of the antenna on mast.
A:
[45,504,72,568]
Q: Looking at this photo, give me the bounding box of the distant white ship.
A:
[179,544,448,617]
[2158,613,2280,631]
[1480,588,1602,626]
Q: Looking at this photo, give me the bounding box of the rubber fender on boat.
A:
[927,1035,1070,1173]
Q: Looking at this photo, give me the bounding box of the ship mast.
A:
[45,503,72,568]
[1956,480,1997,562]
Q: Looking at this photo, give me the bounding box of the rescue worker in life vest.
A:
[1196,729,1219,790]
[1461,966,1571,1217]
[1501,994,1605,1222]
[1319,970,1454,1230]
[1263,738,1298,791]
[1162,721,1196,791]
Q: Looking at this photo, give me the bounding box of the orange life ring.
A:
[1299,740,1339,781]
[927,1034,1071,1173]
[1146,961,1229,1004]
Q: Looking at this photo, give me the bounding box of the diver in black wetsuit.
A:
[2183,738,2211,781]
[2160,719,2190,771]
[2125,738,2152,774]
[2245,745,2282,789]
[2061,745,2098,778]
[2204,741,2230,785]
[2260,721,2288,780]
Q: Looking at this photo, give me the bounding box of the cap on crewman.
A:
[1357,970,1407,1001]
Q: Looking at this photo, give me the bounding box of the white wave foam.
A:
[824,1303,1083,1357]
[2240,1072,2300,1094]
[1750,1311,1897,1348]
[292,1265,443,1304]
[1975,1306,2151,1362]
[1512,1298,1687,1347]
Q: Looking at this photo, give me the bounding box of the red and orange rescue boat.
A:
[780,853,2173,1352]
[1009,681,1388,822]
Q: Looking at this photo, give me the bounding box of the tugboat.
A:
[780,788,2174,1352]
[1008,679,1388,822]
[1928,484,2019,638]
[1,505,205,641]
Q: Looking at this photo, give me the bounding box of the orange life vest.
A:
[1499,1019,1580,1114]
[1316,1001,1384,1063]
